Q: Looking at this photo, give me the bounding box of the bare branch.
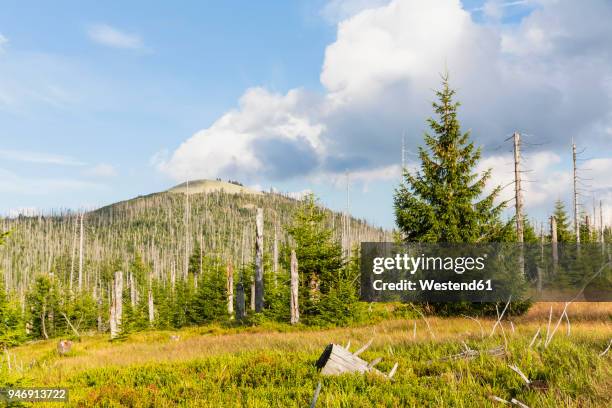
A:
[354,338,373,356]
[599,339,612,357]
[490,296,512,337]
[528,327,541,349]
[508,364,531,385]
[462,315,484,339]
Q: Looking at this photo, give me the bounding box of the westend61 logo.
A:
[372,253,487,275]
[360,242,612,303]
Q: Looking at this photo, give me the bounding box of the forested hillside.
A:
[0,182,389,343]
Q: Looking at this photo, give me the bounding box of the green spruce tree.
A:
[191,262,227,325]
[0,277,24,347]
[286,195,362,326]
[26,275,60,339]
[552,200,574,243]
[394,75,530,316]
[394,75,512,243]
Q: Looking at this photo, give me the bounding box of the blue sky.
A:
[2,0,612,230]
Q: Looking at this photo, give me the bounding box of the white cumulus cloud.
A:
[87,24,144,50]
[157,87,326,181]
[158,0,612,211]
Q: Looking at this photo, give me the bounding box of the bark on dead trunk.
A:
[129,272,137,307]
[316,343,397,378]
[148,286,154,325]
[255,208,264,312]
[227,261,234,317]
[551,215,558,270]
[110,271,123,339]
[290,249,299,325]
[235,282,245,321]
[78,212,84,292]
[273,228,278,287]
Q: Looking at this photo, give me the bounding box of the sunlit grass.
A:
[2,303,611,407]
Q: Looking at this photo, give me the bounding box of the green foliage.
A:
[26,275,60,339]
[285,195,363,326]
[579,211,598,243]
[188,240,204,278]
[394,74,512,244]
[171,280,196,329]
[523,218,540,244]
[552,199,574,243]
[60,291,98,339]
[191,266,228,325]
[393,76,529,317]
[0,278,25,347]
[0,233,24,346]
[151,281,174,330]
[262,268,290,323]
[428,300,532,317]
[286,195,344,292]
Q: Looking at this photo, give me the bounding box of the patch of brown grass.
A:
[521,302,612,322]
[10,312,611,387]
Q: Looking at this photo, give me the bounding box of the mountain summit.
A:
[167,179,262,196]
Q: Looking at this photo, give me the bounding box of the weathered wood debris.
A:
[57,339,73,356]
[316,340,398,378]
[429,343,505,363]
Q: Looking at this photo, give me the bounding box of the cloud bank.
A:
[158,0,612,210]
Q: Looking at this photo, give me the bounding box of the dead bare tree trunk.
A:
[148,286,154,325]
[109,288,116,337]
[41,303,49,340]
[227,260,234,317]
[129,272,137,307]
[184,181,190,281]
[573,142,580,244]
[255,208,264,312]
[236,282,245,320]
[250,281,256,311]
[273,227,279,287]
[513,132,523,243]
[290,249,299,325]
[551,215,558,270]
[513,132,525,277]
[78,212,84,292]
[110,271,123,339]
[171,261,176,291]
[97,279,103,332]
[600,200,604,246]
[69,215,77,291]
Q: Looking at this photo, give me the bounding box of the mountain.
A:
[0,180,390,293]
[167,180,262,196]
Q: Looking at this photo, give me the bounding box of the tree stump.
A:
[316,342,397,378]
[316,344,370,375]
[57,340,73,356]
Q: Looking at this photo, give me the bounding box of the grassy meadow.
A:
[1,302,610,407]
